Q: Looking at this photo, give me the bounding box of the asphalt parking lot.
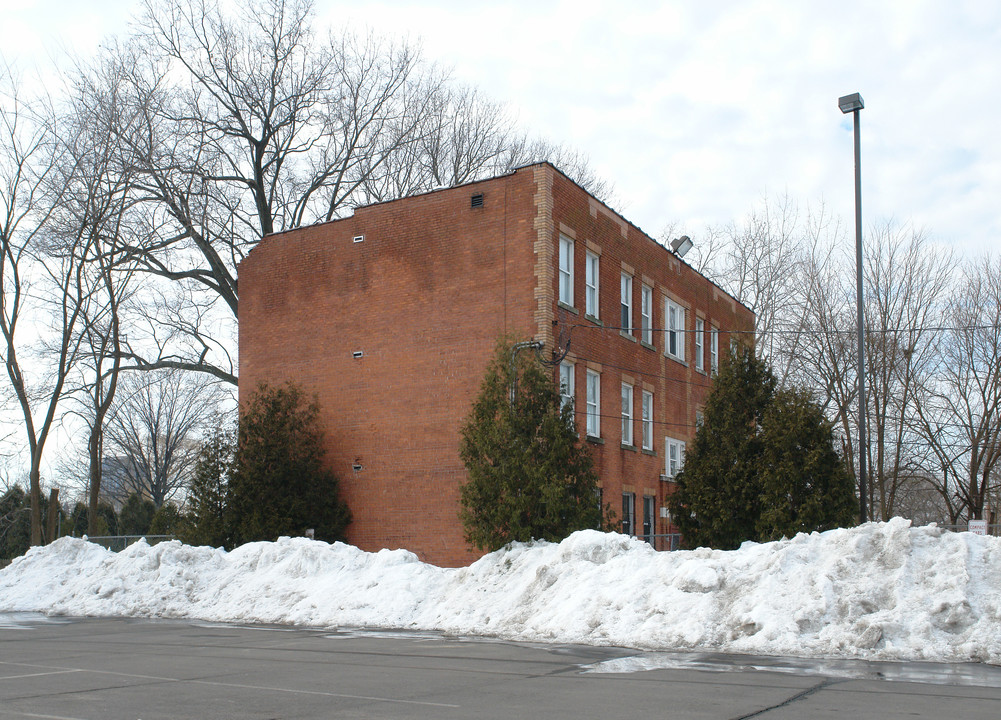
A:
[1,615,1000,719]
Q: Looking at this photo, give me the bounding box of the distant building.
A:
[239,163,754,566]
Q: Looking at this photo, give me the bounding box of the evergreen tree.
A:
[668,345,856,549]
[119,494,156,535]
[184,424,234,547]
[458,339,608,552]
[756,389,857,540]
[228,383,350,546]
[669,345,775,549]
[149,502,189,539]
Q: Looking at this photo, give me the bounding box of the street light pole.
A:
[839,92,868,523]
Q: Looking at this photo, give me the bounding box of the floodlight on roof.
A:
[670,235,693,257]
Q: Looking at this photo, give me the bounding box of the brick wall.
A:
[240,171,541,566]
[239,164,754,566]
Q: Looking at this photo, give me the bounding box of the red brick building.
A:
[238,163,754,566]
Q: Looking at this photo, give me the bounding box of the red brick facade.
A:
[238,164,754,566]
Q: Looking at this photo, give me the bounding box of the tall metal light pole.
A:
[838,92,868,523]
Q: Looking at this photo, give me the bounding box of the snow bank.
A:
[2,518,999,664]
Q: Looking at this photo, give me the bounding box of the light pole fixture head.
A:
[839,93,864,113]
[670,235,693,257]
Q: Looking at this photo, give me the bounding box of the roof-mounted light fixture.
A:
[670,235,693,258]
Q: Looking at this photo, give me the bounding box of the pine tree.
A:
[756,389,857,540]
[119,494,156,535]
[668,345,856,549]
[458,339,607,552]
[184,424,234,548]
[228,383,350,546]
[668,344,776,549]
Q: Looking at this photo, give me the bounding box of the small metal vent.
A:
[352,350,364,359]
[353,234,365,243]
[352,464,363,472]
[470,193,484,209]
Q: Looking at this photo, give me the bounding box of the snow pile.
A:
[1,518,999,664]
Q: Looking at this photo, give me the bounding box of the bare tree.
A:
[104,368,222,506]
[69,0,609,386]
[915,254,1001,522]
[0,63,96,545]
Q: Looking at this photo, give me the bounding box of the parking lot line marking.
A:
[0,670,82,681]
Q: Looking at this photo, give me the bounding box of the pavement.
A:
[1,614,1000,719]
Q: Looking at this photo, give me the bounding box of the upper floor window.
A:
[559,235,574,306]
[586,369,601,438]
[641,390,654,451]
[710,326,719,373]
[665,437,687,478]
[559,361,575,413]
[620,273,633,333]
[695,317,705,371]
[585,251,599,318]
[665,298,685,361]
[621,383,634,446]
[640,284,653,344]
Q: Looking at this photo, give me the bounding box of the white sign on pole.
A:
[968,519,987,535]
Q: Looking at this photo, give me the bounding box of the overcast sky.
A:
[3,0,999,258]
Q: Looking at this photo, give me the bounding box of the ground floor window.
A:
[622,492,635,536]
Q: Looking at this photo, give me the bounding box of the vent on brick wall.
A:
[470,193,484,209]
[352,463,363,472]
[353,234,365,243]
[352,350,364,359]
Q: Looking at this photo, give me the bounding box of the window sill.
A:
[586,435,605,445]
[640,340,656,351]
[665,354,687,367]
[621,443,638,452]
[641,448,657,457]
[620,331,637,342]
[558,302,579,315]
[585,314,602,326]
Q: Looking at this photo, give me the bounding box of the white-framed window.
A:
[621,383,634,446]
[559,234,574,306]
[695,317,705,371]
[696,409,704,429]
[559,361,575,412]
[640,284,653,344]
[665,437,687,478]
[622,492,636,536]
[586,369,601,437]
[665,298,685,361]
[641,390,654,450]
[585,251,599,318]
[620,273,632,332]
[710,326,719,373]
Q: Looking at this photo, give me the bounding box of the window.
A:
[665,437,687,478]
[640,284,653,344]
[710,326,719,373]
[695,317,705,371]
[622,492,635,536]
[559,234,574,306]
[620,273,632,332]
[665,299,685,360]
[641,390,653,450]
[643,496,655,545]
[621,383,634,446]
[559,362,574,413]
[585,251,599,318]
[586,370,601,437]
[696,409,704,429]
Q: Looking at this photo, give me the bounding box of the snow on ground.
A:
[1,518,999,664]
